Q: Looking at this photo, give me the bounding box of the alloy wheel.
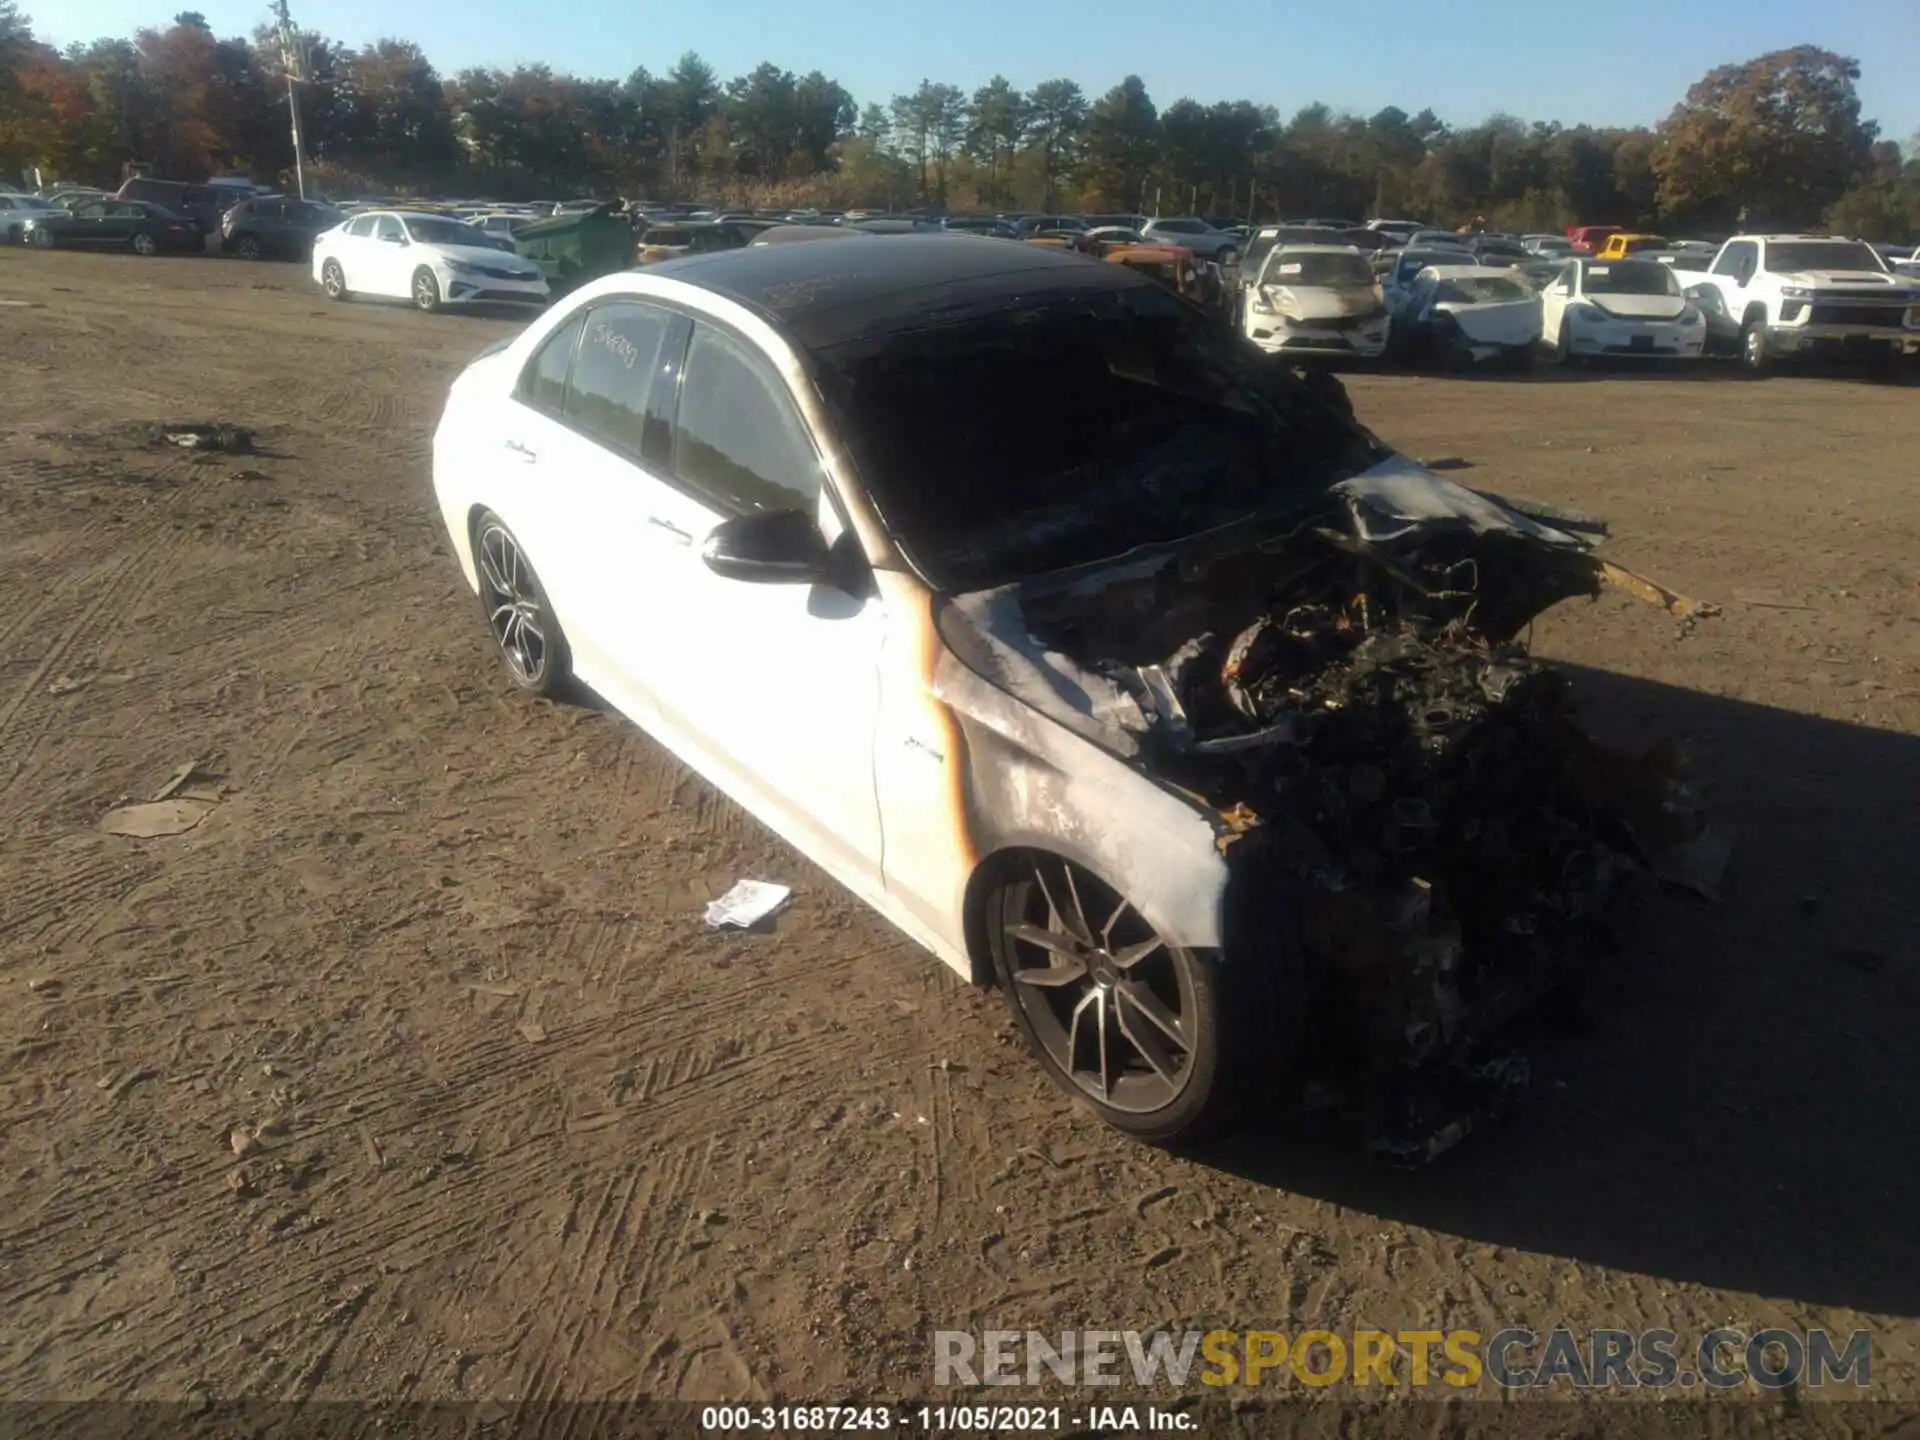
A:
[476,523,547,687]
[132,232,156,256]
[414,269,441,311]
[238,236,261,260]
[322,261,344,298]
[1001,856,1198,1114]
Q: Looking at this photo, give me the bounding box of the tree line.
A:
[2,3,1916,237]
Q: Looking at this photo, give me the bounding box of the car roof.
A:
[1421,264,1517,277]
[639,232,1148,350]
[1270,243,1365,256]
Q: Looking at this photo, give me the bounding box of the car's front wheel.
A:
[235,234,263,260]
[472,509,570,697]
[130,231,157,256]
[413,267,442,312]
[987,854,1269,1144]
[1740,315,1772,376]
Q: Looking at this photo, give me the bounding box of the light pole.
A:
[273,0,310,200]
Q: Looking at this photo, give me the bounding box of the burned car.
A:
[431,236,1716,1160]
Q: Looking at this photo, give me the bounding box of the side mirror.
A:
[701,508,831,584]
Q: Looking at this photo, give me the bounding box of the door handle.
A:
[647,516,692,545]
[504,439,538,462]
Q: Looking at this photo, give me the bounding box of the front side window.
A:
[77,203,107,219]
[518,315,584,416]
[1712,241,1756,279]
[404,215,479,247]
[563,304,675,457]
[672,326,823,516]
[345,215,376,238]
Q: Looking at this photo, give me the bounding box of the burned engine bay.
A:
[952,460,1725,1164]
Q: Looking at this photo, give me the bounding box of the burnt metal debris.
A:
[1016,465,1724,1164]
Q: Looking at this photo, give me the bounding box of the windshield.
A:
[1395,251,1458,282]
[815,285,1386,591]
[1262,250,1376,288]
[1434,275,1530,304]
[1582,260,1681,297]
[403,216,480,246]
[289,202,342,224]
[1764,241,1887,275]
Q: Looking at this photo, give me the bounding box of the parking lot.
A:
[4,247,1920,1407]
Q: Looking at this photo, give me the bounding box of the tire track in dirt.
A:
[0,511,188,812]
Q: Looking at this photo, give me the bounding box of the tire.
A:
[320,259,348,300]
[235,234,263,261]
[471,509,571,697]
[1739,315,1772,376]
[130,231,157,256]
[984,853,1295,1145]
[30,226,54,249]
[412,266,442,313]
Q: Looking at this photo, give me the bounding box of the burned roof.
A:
[644,232,1147,350]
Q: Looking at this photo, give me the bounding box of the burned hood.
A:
[1262,284,1387,322]
[932,452,1672,760]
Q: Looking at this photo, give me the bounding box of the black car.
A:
[115,177,239,233]
[23,200,204,255]
[221,198,345,260]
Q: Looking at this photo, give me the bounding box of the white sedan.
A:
[428,235,1702,1153]
[311,209,549,311]
[1538,257,1707,364]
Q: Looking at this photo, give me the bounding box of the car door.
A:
[366,214,410,297]
[632,317,886,884]
[66,202,112,248]
[331,214,377,287]
[1539,266,1575,341]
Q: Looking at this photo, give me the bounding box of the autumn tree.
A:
[1653,46,1877,230]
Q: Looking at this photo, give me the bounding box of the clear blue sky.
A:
[36,0,1920,147]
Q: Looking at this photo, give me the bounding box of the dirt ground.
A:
[3,248,1920,1414]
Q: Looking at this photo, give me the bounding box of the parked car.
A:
[1685,234,1920,374]
[1241,244,1391,360]
[1592,232,1670,261]
[426,233,1708,1152]
[220,197,344,260]
[944,216,1020,238]
[1397,264,1542,369]
[1566,225,1622,254]
[311,209,550,311]
[637,221,767,265]
[0,194,61,243]
[1365,219,1426,242]
[1538,258,1707,364]
[1139,216,1241,264]
[1084,213,1151,231]
[1513,259,1569,294]
[22,199,205,255]
[1383,247,1480,317]
[1522,234,1574,257]
[115,177,239,235]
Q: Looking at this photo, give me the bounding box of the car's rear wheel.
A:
[413,267,442,312]
[987,855,1252,1144]
[472,510,570,697]
[235,234,263,261]
[321,259,348,300]
[130,231,157,256]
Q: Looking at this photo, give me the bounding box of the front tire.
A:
[235,234,263,261]
[130,231,157,256]
[1740,315,1772,376]
[987,854,1261,1145]
[412,267,442,312]
[472,510,570,697]
[320,258,348,300]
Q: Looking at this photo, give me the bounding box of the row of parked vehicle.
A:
[1225,222,1920,376]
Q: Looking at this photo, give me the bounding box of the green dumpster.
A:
[510,205,635,294]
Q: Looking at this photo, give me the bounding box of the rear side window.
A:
[563,304,675,456]
[518,315,584,415]
[672,325,822,515]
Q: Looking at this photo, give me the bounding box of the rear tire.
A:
[471,509,571,698]
[30,227,54,249]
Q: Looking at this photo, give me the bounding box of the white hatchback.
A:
[311,209,549,312]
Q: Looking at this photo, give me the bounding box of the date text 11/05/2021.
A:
[699,1405,1192,1432]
